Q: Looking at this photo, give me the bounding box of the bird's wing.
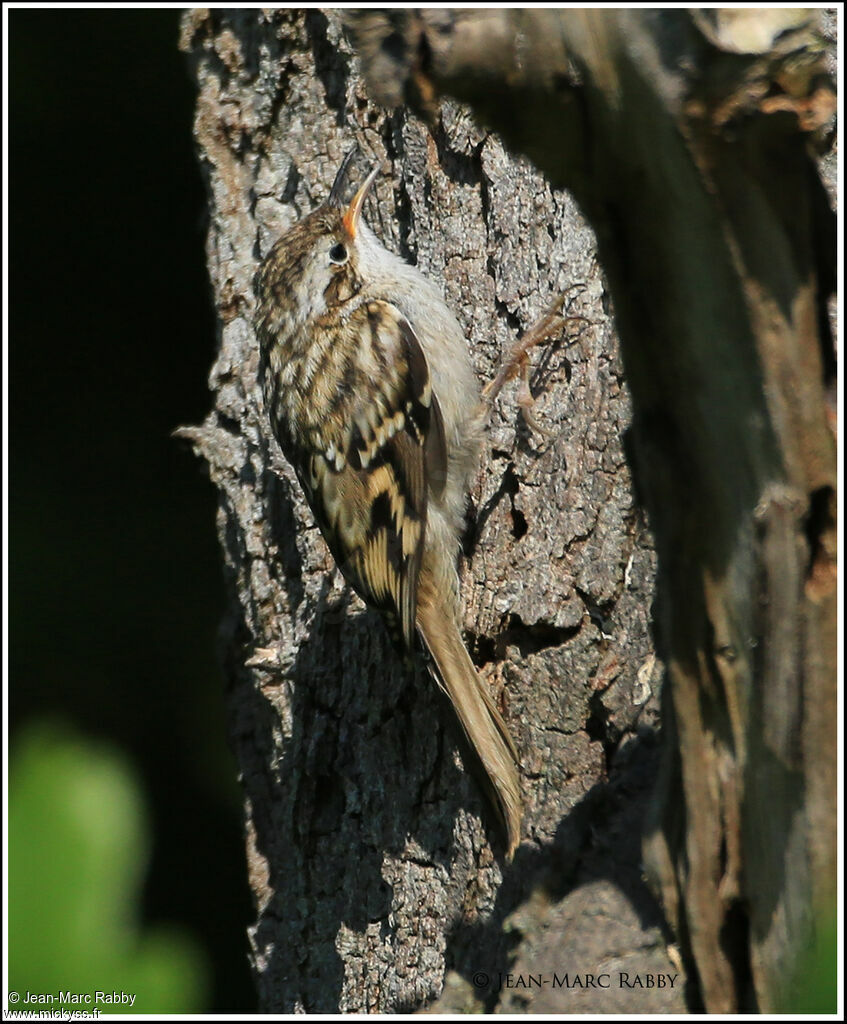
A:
[295,299,447,648]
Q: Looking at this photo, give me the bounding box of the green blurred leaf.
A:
[9,721,208,1013]
[781,907,838,1014]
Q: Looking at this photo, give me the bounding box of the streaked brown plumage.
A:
[254,151,522,858]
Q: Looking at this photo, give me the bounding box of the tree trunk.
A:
[180,7,836,1015]
[179,7,682,1014]
[343,7,838,1015]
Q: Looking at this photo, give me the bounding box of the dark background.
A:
[10,9,255,1010]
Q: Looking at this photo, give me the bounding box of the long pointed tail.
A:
[417,599,522,859]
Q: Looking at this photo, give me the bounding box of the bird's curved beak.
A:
[342,163,381,239]
[328,148,357,208]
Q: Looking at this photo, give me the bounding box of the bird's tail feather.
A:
[417,599,522,859]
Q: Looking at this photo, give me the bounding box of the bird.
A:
[253,149,522,858]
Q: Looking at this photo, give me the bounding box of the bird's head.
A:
[256,150,382,328]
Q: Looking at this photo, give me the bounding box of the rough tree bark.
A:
[179,7,684,1015]
[343,6,838,1016]
[179,7,836,1015]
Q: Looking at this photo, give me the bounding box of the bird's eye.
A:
[329,242,348,265]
